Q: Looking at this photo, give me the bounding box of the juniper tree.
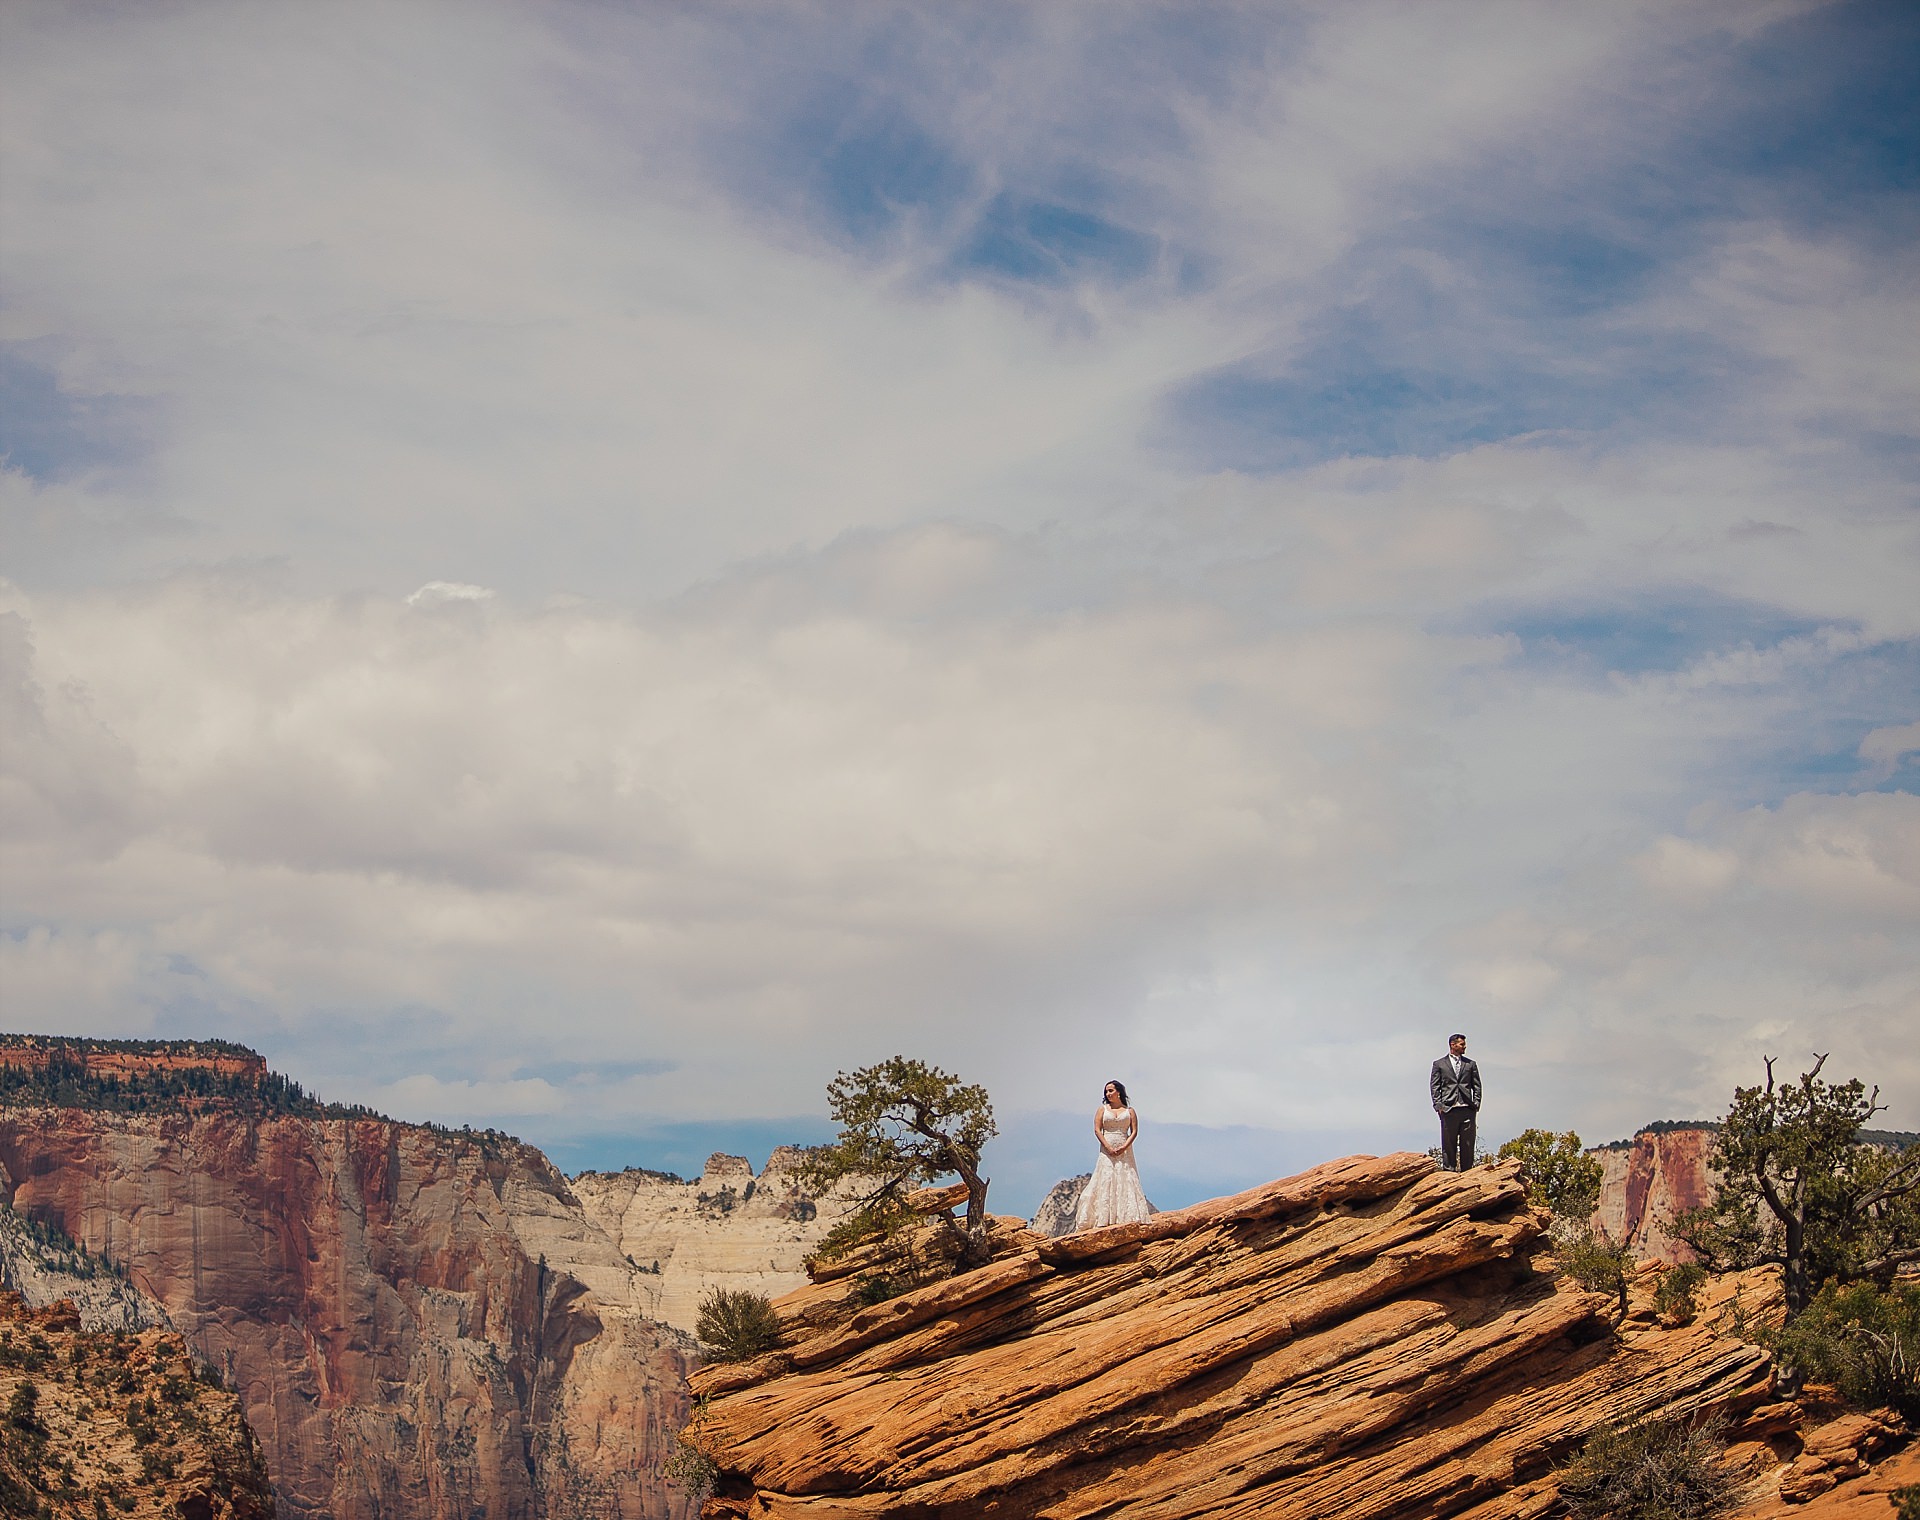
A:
[800,1056,997,1267]
[1674,1054,1920,1320]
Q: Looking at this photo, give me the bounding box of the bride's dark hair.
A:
[1103,1079,1130,1107]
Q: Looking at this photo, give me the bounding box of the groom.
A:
[1429,1033,1481,1171]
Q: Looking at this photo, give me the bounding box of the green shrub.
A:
[1499,1129,1605,1220]
[1889,1482,1920,1520]
[1653,1262,1708,1325]
[850,1273,905,1308]
[693,1288,784,1363]
[1759,1281,1920,1419]
[663,1399,719,1498]
[1559,1227,1633,1305]
[1556,1416,1737,1520]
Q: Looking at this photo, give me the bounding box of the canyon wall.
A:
[0,1102,699,1520]
[687,1153,1778,1519]
[571,1148,855,1334]
[1589,1126,1718,1264]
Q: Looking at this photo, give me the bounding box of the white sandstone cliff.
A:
[570,1147,856,1333]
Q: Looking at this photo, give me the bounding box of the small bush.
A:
[694,1288,783,1363]
[1654,1262,1708,1325]
[850,1273,905,1308]
[1559,1227,1633,1305]
[663,1399,719,1498]
[1889,1482,1920,1520]
[1556,1416,1737,1520]
[1760,1282,1920,1419]
[1499,1129,1605,1221]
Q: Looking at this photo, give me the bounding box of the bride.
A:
[1073,1080,1154,1230]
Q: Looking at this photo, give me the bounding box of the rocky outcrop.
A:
[1027,1173,1089,1238]
[0,1193,170,1332]
[0,1289,275,1519]
[1590,1126,1719,1263]
[685,1152,1779,1519]
[571,1148,856,1334]
[0,1101,699,1520]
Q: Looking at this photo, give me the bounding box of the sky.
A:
[2,0,1916,1215]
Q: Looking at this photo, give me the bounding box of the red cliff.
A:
[0,1095,698,1519]
[1590,1127,1719,1264]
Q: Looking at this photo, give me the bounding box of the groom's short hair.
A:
[1448,1033,1465,1043]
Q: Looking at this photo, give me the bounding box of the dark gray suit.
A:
[1430,1053,1481,1171]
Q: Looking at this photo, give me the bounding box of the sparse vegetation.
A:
[1653,1262,1707,1325]
[0,1298,272,1518]
[662,1400,719,1497]
[1673,1054,1920,1322]
[693,1288,784,1363]
[1499,1129,1604,1221]
[1555,1416,1738,1520]
[1558,1228,1633,1307]
[799,1056,997,1268]
[1756,1281,1920,1419]
[849,1273,906,1308]
[1890,1481,1920,1520]
[0,1036,519,1147]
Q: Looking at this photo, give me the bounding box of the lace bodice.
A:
[1098,1106,1134,1139]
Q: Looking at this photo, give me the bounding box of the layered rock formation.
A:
[1589,1125,1718,1263]
[0,1040,700,1520]
[686,1153,1780,1519]
[0,1289,275,1519]
[572,1149,855,1334]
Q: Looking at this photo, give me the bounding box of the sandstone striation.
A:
[0,1289,275,1519]
[572,1148,856,1334]
[1589,1126,1719,1263]
[687,1153,1779,1519]
[0,1074,699,1520]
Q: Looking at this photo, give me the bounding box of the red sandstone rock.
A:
[1589,1127,1719,1263]
[687,1154,1776,1519]
[0,1103,698,1520]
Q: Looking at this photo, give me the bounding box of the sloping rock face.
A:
[572,1148,855,1334]
[0,1103,698,1520]
[1590,1127,1719,1263]
[688,1153,1776,1519]
[0,1289,275,1519]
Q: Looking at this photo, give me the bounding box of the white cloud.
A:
[0,1,1914,1194]
[1862,720,1920,781]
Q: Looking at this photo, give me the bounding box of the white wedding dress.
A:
[1073,1106,1154,1230]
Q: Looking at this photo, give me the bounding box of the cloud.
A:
[1862,720,1920,781]
[0,1,1915,1206]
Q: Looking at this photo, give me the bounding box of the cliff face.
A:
[0,1193,171,1332]
[0,1104,698,1520]
[0,1289,275,1520]
[571,1148,854,1334]
[1590,1127,1719,1263]
[687,1153,1776,1520]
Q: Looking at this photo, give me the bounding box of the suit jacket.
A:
[1430,1054,1481,1115]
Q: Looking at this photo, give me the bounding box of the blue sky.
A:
[2,1,1917,1215]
